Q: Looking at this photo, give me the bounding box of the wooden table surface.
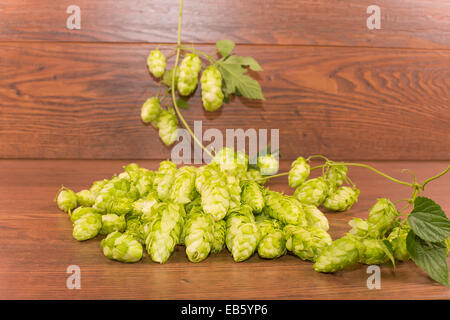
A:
[0,159,449,300]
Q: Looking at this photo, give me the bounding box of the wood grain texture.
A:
[0,0,449,49]
[0,159,449,299]
[0,43,448,160]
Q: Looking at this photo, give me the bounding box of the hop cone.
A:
[244,168,267,185]
[177,53,202,96]
[184,207,215,262]
[293,177,329,206]
[70,207,97,223]
[144,202,185,263]
[201,182,230,221]
[201,65,224,111]
[170,166,197,204]
[288,157,310,188]
[141,97,162,128]
[241,180,265,214]
[154,160,177,201]
[101,231,143,263]
[76,190,95,207]
[325,165,348,189]
[225,175,241,211]
[124,216,145,245]
[367,198,399,238]
[56,188,77,213]
[100,214,126,235]
[323,186,360,212]
[157,108,179,146]
[257,154,279,176]
[213,147,248,177]
[387,224,410,261]
[264,190,307,226]
[147,49,166,78]
[225,205,260,262]
[211,219,227,253]
[359,239,389,265]
[303,205,329,231]
[256,215,286,259]
[348,217,369,237]
[72,212,102,241]
[314,234,362,272]
[284,224,332,261]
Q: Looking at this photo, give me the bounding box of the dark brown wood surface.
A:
[1,43,449,160]
[0,0,449,49]
[0,159,449,299]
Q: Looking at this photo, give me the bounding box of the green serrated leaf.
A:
[176,98,189,110]
[406,230,449,287]
[216,39,235,58]
[381,239,396,269]
[235,74,265,100]
[407,197,450,243]
[225,55,263,71]
[217,62,246,95]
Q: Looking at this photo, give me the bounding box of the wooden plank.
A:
[0,0,449,49]
[0,43,449,160]
[0,159,449,299]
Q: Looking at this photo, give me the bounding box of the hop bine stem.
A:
[171,0,213,159]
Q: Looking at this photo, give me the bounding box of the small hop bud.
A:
[257,154,279,176]
[101,231,143,263]
[367,198,399,238]
[241,180,265,214]
[141,97,162,128]
[201,65,224,111]
[177,53,202,96]
[387,224,410,261]
[157,108,179,146]
[325,165,348,189]
[56,188,78,213]
[288,157,310,188]
[293,177,330,206]
[147,49,166,78]
[323,186,360,212]
[256,215,286,259]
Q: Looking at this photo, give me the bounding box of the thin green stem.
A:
[179,45,216,63]
[307,155,329,162]
[171,0,212,159]
[421,165,450,189]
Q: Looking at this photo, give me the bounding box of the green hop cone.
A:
[211,219,227,253]
[144,202,185,263]
[263,190,307,226]
[124,216,145,244]
[348,217,369,237]
[157,108,179,146]
[177,53,202,96]
[110,197,133,216]
[241,180,265,214]
[257,154,279,176]
[359,239,389,265]
[284,224,332,261]
[288,157,310,188]
[201,182,230,221]
[213,147,248,176]
[70,207,98,223]
[132,197,158,219]
[244,168,267,185]
[367,198,399,238]
[90,179,108,198]
[170,166,197,204]
[154,160,177,201]
[225,205,260,262]
[184,207,215,262]
[195,163,221,194]
[293,177,329,206]
[141,97,162,128]
[226,175,242,211]
[303,205,329,231]
[101,231,143,263]
[100,214,126,235]
[72,212,102,241]
[76,190,95,207]
[56,187,78,213]
[323,186,360,212]
[387,224,410,261]
[201,65,224,111]
[147,49,166,78]
[325,165,348,189]
[256,215,286,259]
[313,234,362,273]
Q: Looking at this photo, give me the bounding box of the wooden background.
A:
[0,0,449,300]
[0,0,449,160]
